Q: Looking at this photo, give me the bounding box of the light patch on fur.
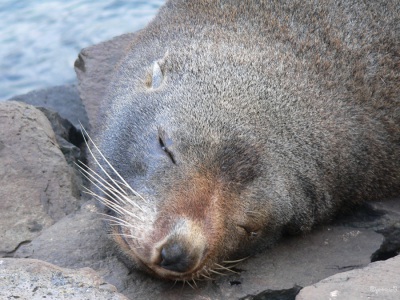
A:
[151,61,163,89]
[148,51,169,90]
[152,218,207,268]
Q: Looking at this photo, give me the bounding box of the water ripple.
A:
[0,0,164,100]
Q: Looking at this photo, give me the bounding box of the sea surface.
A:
[0,0,165,100]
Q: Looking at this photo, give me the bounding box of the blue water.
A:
[0,0,165,100]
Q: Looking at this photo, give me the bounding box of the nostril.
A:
[159,243,192,273]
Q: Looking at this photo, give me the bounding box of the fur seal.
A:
[84,0,400,281]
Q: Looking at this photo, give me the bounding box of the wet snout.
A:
[152,218,208,274]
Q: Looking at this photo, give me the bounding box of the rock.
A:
[371,222,400,262]
[8,85,87,167]
[369,199,400,262]
[14,201,110,269]
[296,255,400,300]
[9,84,88,130]
[74,33,135,130]
[119,202,397,300]
[240,286,302,300]
[221,225,381,294]
[12,198,397,299]
[13,200,131,292]
[36,107,85,167]
[0,258,128,300]
[0,101,83,255]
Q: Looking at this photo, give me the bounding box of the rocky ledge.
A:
[0,33,399,300]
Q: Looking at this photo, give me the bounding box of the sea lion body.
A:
[91,0,400,280]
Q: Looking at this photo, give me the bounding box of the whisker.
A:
[108,221,141,231]
[80,169,125,206]
[80,125,148,204]
[245,210,267,217]
[109,232,142,241]
[97,212,139,228]
[83,187,145,222]
[78,161,130,202]
[82,183,133,217]
[204,269,212,277]
[199,273,212,280]
[185,280,195,290]
[219,262,243,269]
[171,280,178,289]
[192,279,198,288]
[82,187,121,213]
[109,232,137,239]
[78,160,119,193]
[208,269,226,276]
[214,263,239,274]
[222,257,249,264]
[80,127,127,197]
[78,162,145,214]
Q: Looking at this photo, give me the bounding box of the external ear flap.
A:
[152,61,163,89]
[146,50,168,89]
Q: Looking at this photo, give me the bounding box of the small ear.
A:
[152,61,163,89]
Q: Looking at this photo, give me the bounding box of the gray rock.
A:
[35,106,85,167]
[13,200,131,292]
[74,33,135,130]
[14,201,110,269]
[0,258,128,300]
[0,101,83,255]
[371,223,400,262]
[240,286,302,300]
[9,86,87,168]
[8,84,89,130]
[296,255,400,300]
[13,197,399,299]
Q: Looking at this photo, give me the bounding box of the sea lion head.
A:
[85,39,295,281]
[82,0,400,282]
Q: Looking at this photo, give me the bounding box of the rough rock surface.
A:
[9,86,87,168]
[9,84,89,130]
[35,106,85,167]
[296,255,400,300]
[0,101,83,255]
[371,222,400,262]
[14,200,111,270]
[0,258,128,300]
[11,195,400,299]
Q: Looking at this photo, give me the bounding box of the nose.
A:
[155,219,207,273]
[159,242,193,273]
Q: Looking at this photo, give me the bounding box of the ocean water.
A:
[0,0,165,100]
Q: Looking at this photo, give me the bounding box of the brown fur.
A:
[91,0,400,280]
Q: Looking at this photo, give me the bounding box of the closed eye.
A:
[159,136,176,164]
[238,225,260,238]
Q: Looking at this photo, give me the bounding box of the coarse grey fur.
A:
[92,0,400,280]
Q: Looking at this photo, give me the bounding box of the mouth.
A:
[113,222,246,282]
[114,228,204,280]
[114,220,213,281]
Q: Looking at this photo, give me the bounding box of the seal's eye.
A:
[238,225,260,238]
[158,130,176,164]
